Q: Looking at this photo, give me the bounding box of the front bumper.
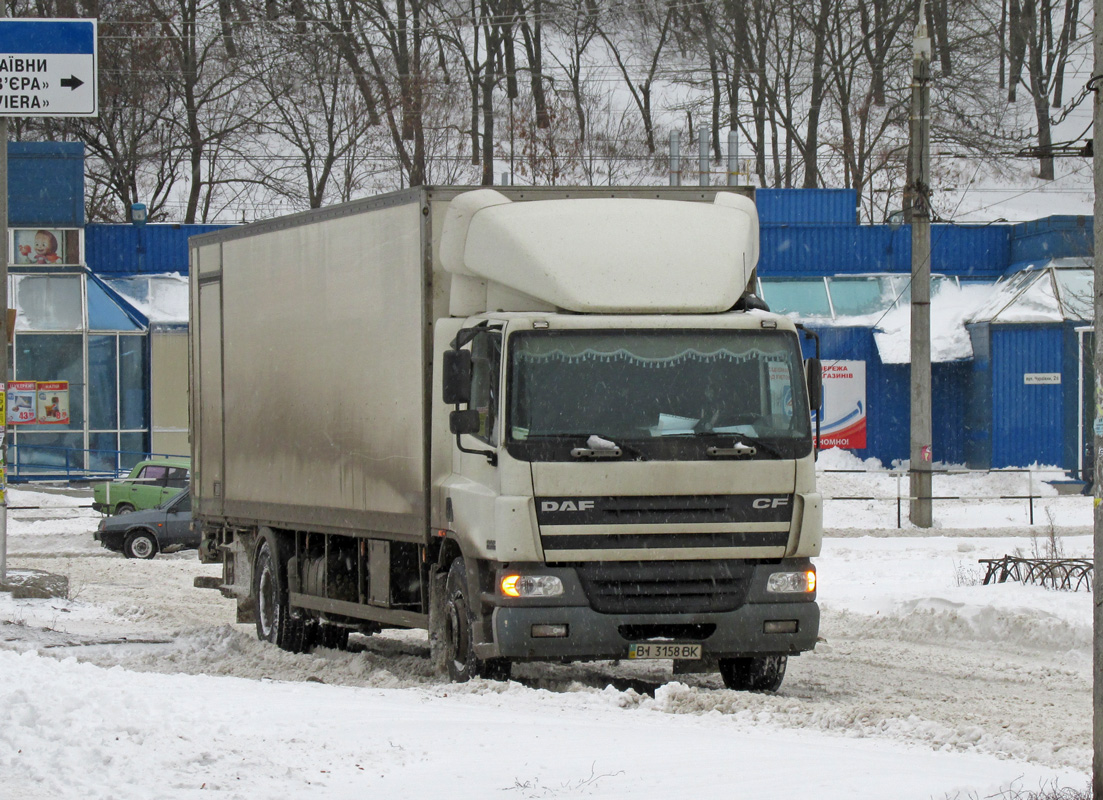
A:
[491,601,819,661]
[480,559,819,662]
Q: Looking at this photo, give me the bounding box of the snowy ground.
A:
[0,456,1095,799]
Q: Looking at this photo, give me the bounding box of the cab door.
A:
[444,326,507,552]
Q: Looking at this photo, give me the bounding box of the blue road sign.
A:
[0,19,97,117]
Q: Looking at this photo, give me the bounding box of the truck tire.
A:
[443,558,511,682]
[718,655,787,692]
[123,530,158,559]
[253,536,308,653]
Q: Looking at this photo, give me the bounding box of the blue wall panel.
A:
[756,189,857,225]
[808,325,969,466]
[989,325,1065,467]
[761,226,902,275]
[85,223,232,275]
[965,325,992,468]
[760,223,1010,279]
[933,363,969,465]
[9,142,84,227]
[1011,216,1093,264]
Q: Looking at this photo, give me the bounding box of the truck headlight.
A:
[767,570,816,594]
[500,574,564,598]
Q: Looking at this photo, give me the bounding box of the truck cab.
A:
[436,310,820,689]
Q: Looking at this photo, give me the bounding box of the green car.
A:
[92,457,190,515]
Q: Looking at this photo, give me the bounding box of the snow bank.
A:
[0,483,1095,798]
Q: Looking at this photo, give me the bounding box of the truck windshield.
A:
[507,329,812,459]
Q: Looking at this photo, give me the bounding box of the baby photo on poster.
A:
[14,229,66,265]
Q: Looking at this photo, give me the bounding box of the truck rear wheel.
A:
[253,536,307,653]
[718,655,787,692]
[443,558,511,682]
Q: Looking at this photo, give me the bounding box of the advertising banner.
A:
[36,380,69,424]
[7,380,36,424]
[816,360,867,449]
[12,228,82,266]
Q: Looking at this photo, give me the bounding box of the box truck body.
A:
[190,186,821,689]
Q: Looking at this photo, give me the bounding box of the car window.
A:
[166,467,189,488]
[172,492,191,512]
[138,465,168,485]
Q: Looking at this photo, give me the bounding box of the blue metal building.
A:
[6,158,1092,474]
[756,190,1094,471]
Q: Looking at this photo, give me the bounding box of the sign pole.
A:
[0,18,97,585]
[0,0,8,584]
[1092,0,1103,790]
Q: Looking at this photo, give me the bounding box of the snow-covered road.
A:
[0,463,1094,798]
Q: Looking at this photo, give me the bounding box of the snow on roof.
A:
[872,281,994,364]
[781,258,1091,365]
[105,273,189,325]
[967,258,1092,324]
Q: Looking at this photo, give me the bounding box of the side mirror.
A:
[442,350,472,405]
[450,409,481,435]
[806,358,823,411]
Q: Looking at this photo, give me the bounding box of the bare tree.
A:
[145,0,268,222]
[250,21,374,208]
[1006,0,1086,178]
[597,0,674,154]
[547,0,599,148]
[27,0,183,220]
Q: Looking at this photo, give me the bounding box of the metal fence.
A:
[820,467,1088,527]
[5,444,183,483]
[979,555,1093,591]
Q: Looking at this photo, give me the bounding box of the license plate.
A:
[627,643,702,660]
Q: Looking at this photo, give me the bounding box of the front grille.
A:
[618,623,716,641]
[542,530,789,553]
[536,494,793,526]
[576,560,754,614]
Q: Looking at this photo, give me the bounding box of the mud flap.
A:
[427,567,448,675]
[236,598,255,623]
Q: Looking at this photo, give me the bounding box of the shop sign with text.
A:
[815,360,867,449]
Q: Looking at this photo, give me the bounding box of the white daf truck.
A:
[189,186,822,691]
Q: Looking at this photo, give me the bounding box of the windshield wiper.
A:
[572,434,650,461]
[702,431,782,459]
[522,433,645,460]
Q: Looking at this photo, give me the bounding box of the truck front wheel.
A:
[718,655,787,692]
[443,558,510,682]
[253,536,307,653]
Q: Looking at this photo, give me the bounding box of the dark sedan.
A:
[94,488,195,559]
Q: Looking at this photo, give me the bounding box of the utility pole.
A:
[670,131,681,186]
[908,2,933,528]
[728,129,739,186]
[1092,0,1103,790]
[698,128,709,187]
